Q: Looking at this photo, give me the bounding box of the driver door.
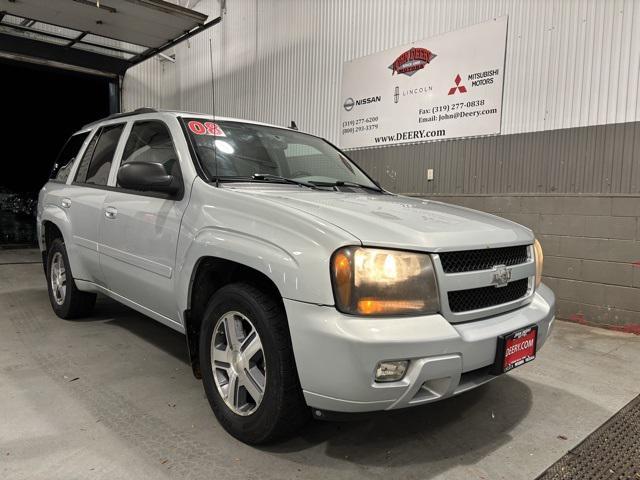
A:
[98,119,187,323]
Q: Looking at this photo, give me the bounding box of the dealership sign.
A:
[339,17,507,149]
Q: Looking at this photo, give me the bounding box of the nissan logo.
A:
[343,97,355,111]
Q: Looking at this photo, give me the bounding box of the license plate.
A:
[492,325,538,374]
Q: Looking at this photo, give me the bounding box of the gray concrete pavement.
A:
[0,247,40,265]
[1,249,639,480]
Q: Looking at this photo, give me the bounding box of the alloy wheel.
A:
[211,311,267,416]
[50,252,67,306]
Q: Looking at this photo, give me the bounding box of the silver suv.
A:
[37,108,555,444]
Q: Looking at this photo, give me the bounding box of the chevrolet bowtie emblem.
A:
[492,265,512,287]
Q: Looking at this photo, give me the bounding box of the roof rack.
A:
[82,108,158,129]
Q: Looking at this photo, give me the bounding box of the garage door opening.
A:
[0,59,111,246]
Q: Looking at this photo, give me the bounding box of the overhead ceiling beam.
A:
[0,0,207,49]
[0,32,130,75]
[127,15,221,68]
[0,1,220,76]
[158,52,175,63]
[66,31,87,47]
[0,20,140,56]
[0,50,118,78]
[72,0,118,15]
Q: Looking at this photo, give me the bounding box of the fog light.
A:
[375,360,409,382]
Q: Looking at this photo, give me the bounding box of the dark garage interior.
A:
[1,0,639,479]
[0,59,110,245]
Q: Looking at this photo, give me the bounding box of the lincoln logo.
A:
[492,265,512,287]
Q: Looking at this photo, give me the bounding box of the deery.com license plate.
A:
[492,325,538,374]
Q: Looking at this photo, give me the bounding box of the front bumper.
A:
[285,284,555,413]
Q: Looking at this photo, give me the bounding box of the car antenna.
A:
[209,37,219,188]
[290,120,298,130]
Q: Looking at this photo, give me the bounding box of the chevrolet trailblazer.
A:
[37,108,555,444]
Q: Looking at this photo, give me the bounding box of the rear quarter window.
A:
[51,132,89,182]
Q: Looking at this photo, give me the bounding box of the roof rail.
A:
[82,107,158,129]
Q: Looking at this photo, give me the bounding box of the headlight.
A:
[331,247,439,316]
[533,239,544,288]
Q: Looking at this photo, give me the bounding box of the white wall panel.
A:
[124,57,179,110]
[123,0,640,144]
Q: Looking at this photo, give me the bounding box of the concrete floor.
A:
[1,250,639,480]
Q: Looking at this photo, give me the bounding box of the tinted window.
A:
[74,132,100,183]
[74,124,125,185]
[51,132,89,182]
[119,121,180,185]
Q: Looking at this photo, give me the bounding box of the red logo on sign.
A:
[388,47,437,77]
[448,74,467,95]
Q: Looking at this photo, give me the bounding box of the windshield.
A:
[182,118,378,189]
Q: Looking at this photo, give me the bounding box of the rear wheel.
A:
[199,283,308,444]
[46,238,96,319]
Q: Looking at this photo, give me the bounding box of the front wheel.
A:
[199,283,308,444]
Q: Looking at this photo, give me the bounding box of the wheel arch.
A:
[40,218,66,270]
[42,220,64,246]
[184,256,284,379]
[39,204,92,285]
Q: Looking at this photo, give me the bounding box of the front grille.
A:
[448,278,529,313]
[439,245,529,273]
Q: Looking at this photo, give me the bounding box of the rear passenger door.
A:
[67,123,126,285]
[98,119,187,323]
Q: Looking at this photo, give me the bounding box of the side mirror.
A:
[117,161,180,195]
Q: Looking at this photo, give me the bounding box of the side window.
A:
[119,120,181,187]
[74,123,125,186]
[51,132,89,182]
[74,131,100,183]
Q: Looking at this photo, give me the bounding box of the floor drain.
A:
[536,393,640,479]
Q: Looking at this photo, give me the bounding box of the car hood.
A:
[236,187,533,251]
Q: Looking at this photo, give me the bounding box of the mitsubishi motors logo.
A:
[448,74,467,95]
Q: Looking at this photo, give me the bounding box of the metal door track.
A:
[537,394,640,479]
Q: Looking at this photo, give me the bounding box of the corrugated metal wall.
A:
[124,0,640,144]
[124,57,179,110]
[351,120,640,194]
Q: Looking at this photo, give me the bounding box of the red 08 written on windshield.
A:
[187,120,226,137]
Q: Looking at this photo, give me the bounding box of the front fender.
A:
[176,226,333,315]
[174,179,363,320]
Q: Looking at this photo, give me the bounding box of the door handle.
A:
[104,206,118,219]
[61,198,71,208]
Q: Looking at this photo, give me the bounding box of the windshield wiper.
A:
[214,174,316,189]
[251,173,318,189]
[308,180,384,192]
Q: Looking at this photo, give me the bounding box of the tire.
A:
[46,238,96,319]
[199,283,309,444]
